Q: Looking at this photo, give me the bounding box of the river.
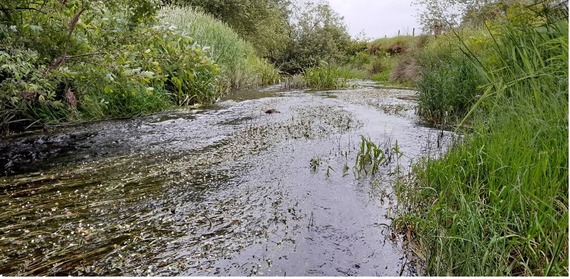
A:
[0,81,454,276]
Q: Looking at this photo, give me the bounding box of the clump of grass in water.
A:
[354,136,403,177]
[281,74,307,90]
[304,62,348,90]
[395,12,568,276]
[309,156,321,172]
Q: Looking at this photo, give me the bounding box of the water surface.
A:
[0,81,454,275]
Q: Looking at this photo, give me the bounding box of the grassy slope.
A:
[158,6,278,91]
[342,35,424,88]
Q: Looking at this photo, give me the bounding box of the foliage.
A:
[71,24,220,119]
[158,6,278,90]
[396,5,568,276]
[413,0,565,32]
[345,40,369,56]
[0,0,222,132]
[165,0,352,75]
[342,36,422,87]
[354,136,387,176]
[412,0,475,32]
[461,0,510,27]
[415,35,484,125]
[389,56,420,85]
[164,0,292,60]
[304,62,349,90]
[249,56,280,86]
[354,136,403,177]
[278,2,352,72]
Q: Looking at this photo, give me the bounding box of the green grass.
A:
[369,36,417,55]
[343,35,423,87]
[158,6,278,91]
[415,43,483,126]
[354,136,403,177]
[369,56,398,84]
[395,14,568,276]
[304,63,349,90]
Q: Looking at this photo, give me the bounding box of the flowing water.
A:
[0,81,454,276]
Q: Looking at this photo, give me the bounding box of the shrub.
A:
[0,1,222,132]
[369,56,398,84]
[0,48,59,131]
[158,6,278,90]
[389,56,419,85]
[69,25,220,119]
[386,41,408,55]
[277,2,351,72]
[369,58,384,75]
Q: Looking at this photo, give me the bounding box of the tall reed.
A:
[415,34,483,126]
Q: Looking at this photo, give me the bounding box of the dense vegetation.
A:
[164,0,291,61]
[0,0,354,133]
[158,6,279,91]
[395,0,568,275]
[1,0,221,133]
[1,0,567,275]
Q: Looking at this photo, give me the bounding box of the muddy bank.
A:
[0,81,454,275]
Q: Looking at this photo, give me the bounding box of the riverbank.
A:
[394,6,568,275]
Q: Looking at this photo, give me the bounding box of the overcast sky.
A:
[327,0,422,40]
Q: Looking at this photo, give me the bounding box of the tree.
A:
[278,1,351,72]
[413,0,501,32]
[413,0,562,32]
[0,0,160,64]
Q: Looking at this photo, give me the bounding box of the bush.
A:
[389,56,419,85]
[166,0,291,60]
[0,48,58,130]
[343,35,422,87]
[277,2,351,72]
[158,6,278,90]
[69,25,220,119]
[0,1,222,132]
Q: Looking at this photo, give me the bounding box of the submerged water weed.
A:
[341,163,350,177]
[325,166,335,178]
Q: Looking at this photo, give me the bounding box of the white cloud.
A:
[327,0,422,40]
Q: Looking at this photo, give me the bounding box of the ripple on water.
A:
[0,82,456,275]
